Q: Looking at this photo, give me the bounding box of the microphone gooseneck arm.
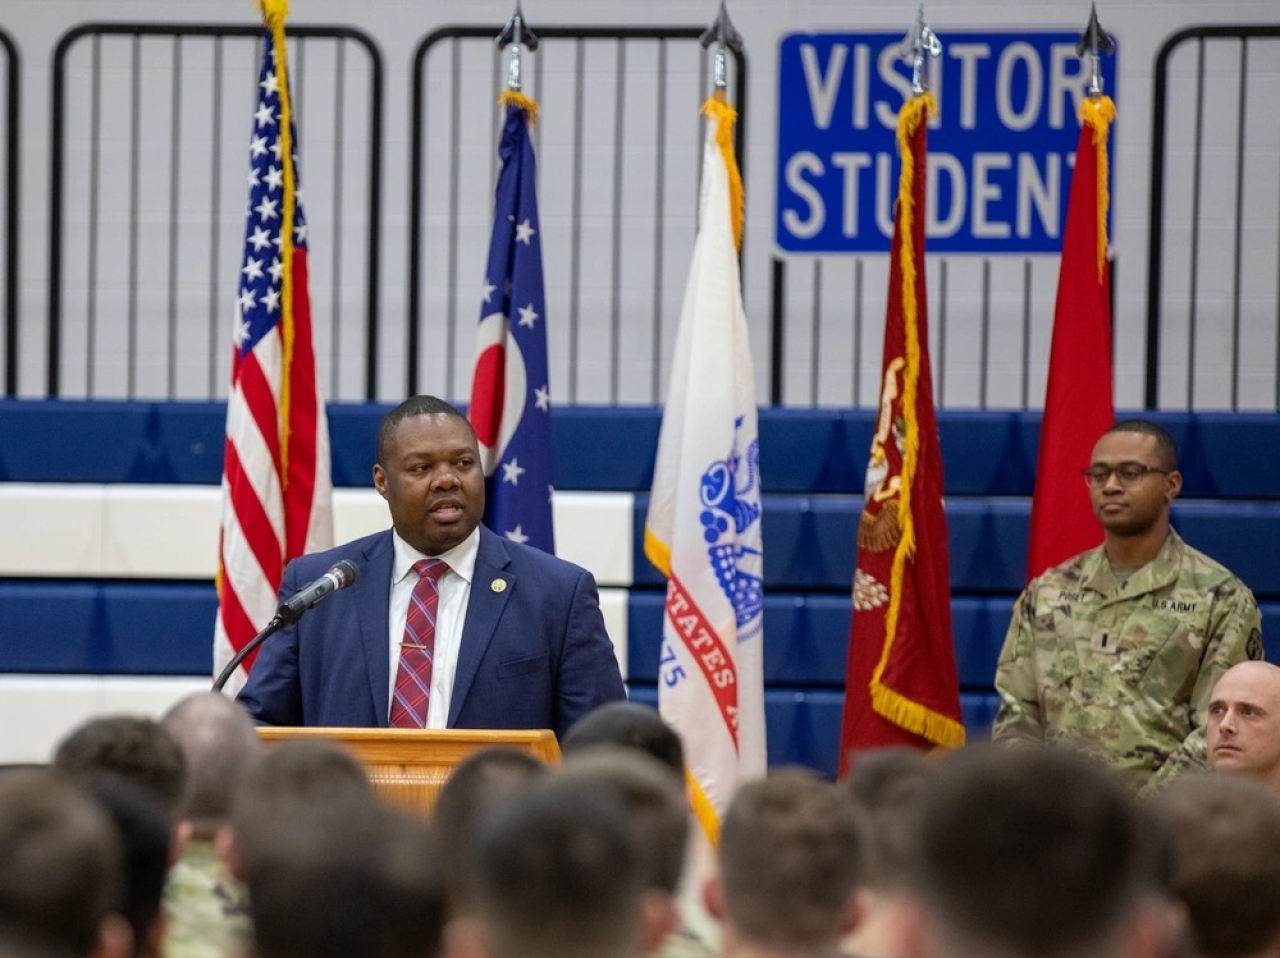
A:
[212,613,286,693]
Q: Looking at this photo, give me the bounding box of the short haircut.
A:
[842,747,930,891]
[52,716,187,819]
[1154,773,1280,958]
[83,776,173,957]
[471,778,644,958]
[1105,419,1179,470]
[161,693,262,836]
[910,745,1146,958]
[719,769,863,952]
[561,702,686,777]
[432,748,547,913]
[376,395,472,465]
[229,740,376,873]
[0,771,123,955]
[247,801,445,958]
[559,750,689,892]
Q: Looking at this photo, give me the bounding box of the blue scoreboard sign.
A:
[775,31,1118,253]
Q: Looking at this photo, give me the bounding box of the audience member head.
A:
[246,800,445,958]
[1154,773,1280,958]
[459,778,647,958]
[226,740,376,880]
[904,745,1165,958]
[843,747,930,892]
[431,748,547,915]
[558,751,689,954]
[160,693,262,839]
[709,768,863,955]
[1207,661,1280,794]
[561,702,685,777]
[0,771,130,958]
[51,717,186,821]
[81,778,172,958]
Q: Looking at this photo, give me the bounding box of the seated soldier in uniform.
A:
[0,771,132,958]
[901,745,1174,958]
[1207,661,1280,798]
[841,748,932,958]
[1154,772,1280,958]
[159,692,263,958]
[705,770,863,958]
[450,778,652,958]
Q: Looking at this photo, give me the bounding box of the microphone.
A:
[212,559,360,693]
[277,559,359,622]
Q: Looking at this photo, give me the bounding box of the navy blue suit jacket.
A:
[236,526,625,738]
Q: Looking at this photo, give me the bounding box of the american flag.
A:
[467,97,554,554]
[213,22,333,693]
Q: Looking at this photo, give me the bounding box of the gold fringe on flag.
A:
[259,0,297,483]
[1079,95,1116,284]
[702,92,744,253]
[868,93,966,750]
[497,89,541,127]
[686,768,721,848]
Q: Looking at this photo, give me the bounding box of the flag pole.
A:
[698,2,745,251]
[1079,2,1115,98]
[901,3,941,97]
[496,2,540,117]
[1076,3,1116,283]
[698,0,742,95]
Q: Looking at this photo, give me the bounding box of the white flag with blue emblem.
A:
[644,95,766,839]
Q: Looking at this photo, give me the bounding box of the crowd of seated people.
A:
[2,694,1280,958]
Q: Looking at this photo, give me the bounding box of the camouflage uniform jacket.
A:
[161,839,251,958]
[992,528,1262,795]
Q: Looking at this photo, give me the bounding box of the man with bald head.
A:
[160,692,263,958]
[1208,661,1280,796]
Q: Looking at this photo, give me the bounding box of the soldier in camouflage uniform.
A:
[994,420,1263,795]
[160,693,260,958]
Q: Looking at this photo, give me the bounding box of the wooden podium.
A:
[257,727,560,817]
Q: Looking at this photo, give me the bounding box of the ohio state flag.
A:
[468,92,554,554]
[838,94,964,775]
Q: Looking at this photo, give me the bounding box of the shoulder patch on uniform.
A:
[1248,627,1265,660]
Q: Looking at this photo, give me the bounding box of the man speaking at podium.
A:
[237,396,625,737]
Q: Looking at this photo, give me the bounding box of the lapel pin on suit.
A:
[491,578,508,593]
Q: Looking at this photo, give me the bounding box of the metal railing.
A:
[48,22,383,400]
[407,25,746,404]
[0,28,17,397]
[1146,24,1280,411]
[766,253,1110,409]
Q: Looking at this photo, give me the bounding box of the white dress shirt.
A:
[387,527,479,727]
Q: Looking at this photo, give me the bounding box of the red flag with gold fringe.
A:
[1026,96,1116,581]
[838,94,964,775]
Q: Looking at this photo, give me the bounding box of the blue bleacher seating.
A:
[0,399,1276,778]
[3,401,1277,498]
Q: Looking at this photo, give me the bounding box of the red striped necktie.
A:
[389,558,449,728]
